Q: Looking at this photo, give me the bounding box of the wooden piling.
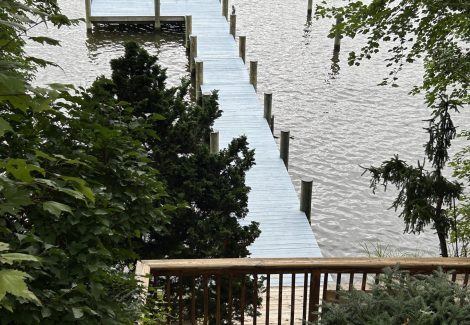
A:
[154,0,161,30]
[249,61,258,91]
[85,0,92,31]
[195,60,203,103]
[307,0,313,16]
[264,93,272,122]
[190,35,197,72]
[334,15,342,52]
[270,115,274,134]
[239,36,246,63]
[202,92,211,109]
[210,130,220,154]
[230,15,236,38]
[185,16,192,49]
[300,178,313,223]
[222,0,229,19]
[280,130,290,169]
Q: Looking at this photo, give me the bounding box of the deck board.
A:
[90,0,323,260]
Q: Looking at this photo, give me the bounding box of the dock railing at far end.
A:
[136,257,470,324]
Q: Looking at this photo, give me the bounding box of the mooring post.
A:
[185,16,192,49]
[307,0,313,16]
[202,92,211,109]
[230,14,236,38]
[154,0,161,30]
[189,35,197,73]
[210,130,220,154]
[264,93,272,122]
[222,0,229,19]
[239,36,246,63]
[249,61,258,91]
[270,115,275,134]
[300,178,313,223]
[280,130,290,169]
[334,15,342,52]
[85,0,92,31]
[195,60,203,104]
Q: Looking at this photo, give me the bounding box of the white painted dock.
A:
[90,0,322,259]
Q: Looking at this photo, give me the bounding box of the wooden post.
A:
[300,178,313,223]
[222,0,229,19]
[85,0,92,31]
[270,115,274,134]
[230,14,236,38]
[185,16,192,49]
[264,93,272,122]
[280,130,290,169]
[210,130,219,154]
[154,0,161,30]
[195,60,203,103]
[307,0,313,16]
[239,36,246,63]
[202,92,211,109]
[249,61,258,91]
[334,15,342,52]
[189,35,197,72]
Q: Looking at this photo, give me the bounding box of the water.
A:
[26,0,468,257]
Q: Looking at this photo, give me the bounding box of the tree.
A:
[315,0,469,257]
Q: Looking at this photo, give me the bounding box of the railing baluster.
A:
[278,274,283,325]
[290,274,295,325]
[452,272,457,282]
[253,274,258,325]
[302,273,308,322]
[216,275,221,325]
[166,276,171,325]
[322,272,328,302]
[191,277,196,325]
[375,273,380,285]
[228,275,233,323]
[335,273,342,300]
[308,272,320,322]
[349,273,354,291]
[203,275,209,325]
[266,274,271,325]
[464,273,469,287]
[361,273,367,291]
[179,276,183,325]
[241,276,246,325]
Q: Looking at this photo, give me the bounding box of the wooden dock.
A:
[87,0,323,260]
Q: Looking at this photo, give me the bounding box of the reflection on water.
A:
[26,0,470,257]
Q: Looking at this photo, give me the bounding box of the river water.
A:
[27,0,468,257]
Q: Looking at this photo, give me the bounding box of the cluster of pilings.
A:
[185,0,315,224]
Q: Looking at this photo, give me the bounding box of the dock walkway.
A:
[89,0,322,259]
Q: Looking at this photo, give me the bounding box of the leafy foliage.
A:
[321,267,470,325]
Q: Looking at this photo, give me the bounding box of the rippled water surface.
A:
[27,0,469,257]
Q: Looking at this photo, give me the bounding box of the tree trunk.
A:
[435,195,448,257]
[437,229,448,257]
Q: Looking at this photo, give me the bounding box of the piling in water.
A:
[280,130,290,169]
[300,178,313,223]
[230,14,236,38]
[250,61,258,91]
[239,36,246,63]
[210,131,220,154]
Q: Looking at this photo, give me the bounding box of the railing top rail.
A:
[139,257,470,275]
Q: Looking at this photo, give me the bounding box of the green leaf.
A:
[43,201,73,217]
[28,36,61,46]
[72,307,84,319]
[0,243,9,252]
[0,269,40,304]
[0,253,40,265]
[0,118,13,137]
[1,159,45,183]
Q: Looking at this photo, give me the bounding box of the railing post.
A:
[222,0,229,19]
[300,178,313,223]
[230,14,236,38]
[195,60,203,104]
[154,0,161,30]
[239,35,246,63]
[85,0,92,31]
[185,16,192,50]
[280,130,290,169]
[249,61,257,91]
[210,130,219,154]
[264,92,272,122]
[334,15,343,52]
[189,35,197,73]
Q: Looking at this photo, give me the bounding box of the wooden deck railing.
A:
[136,258,470,324]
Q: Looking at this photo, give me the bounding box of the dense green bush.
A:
[320,267,470,325]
